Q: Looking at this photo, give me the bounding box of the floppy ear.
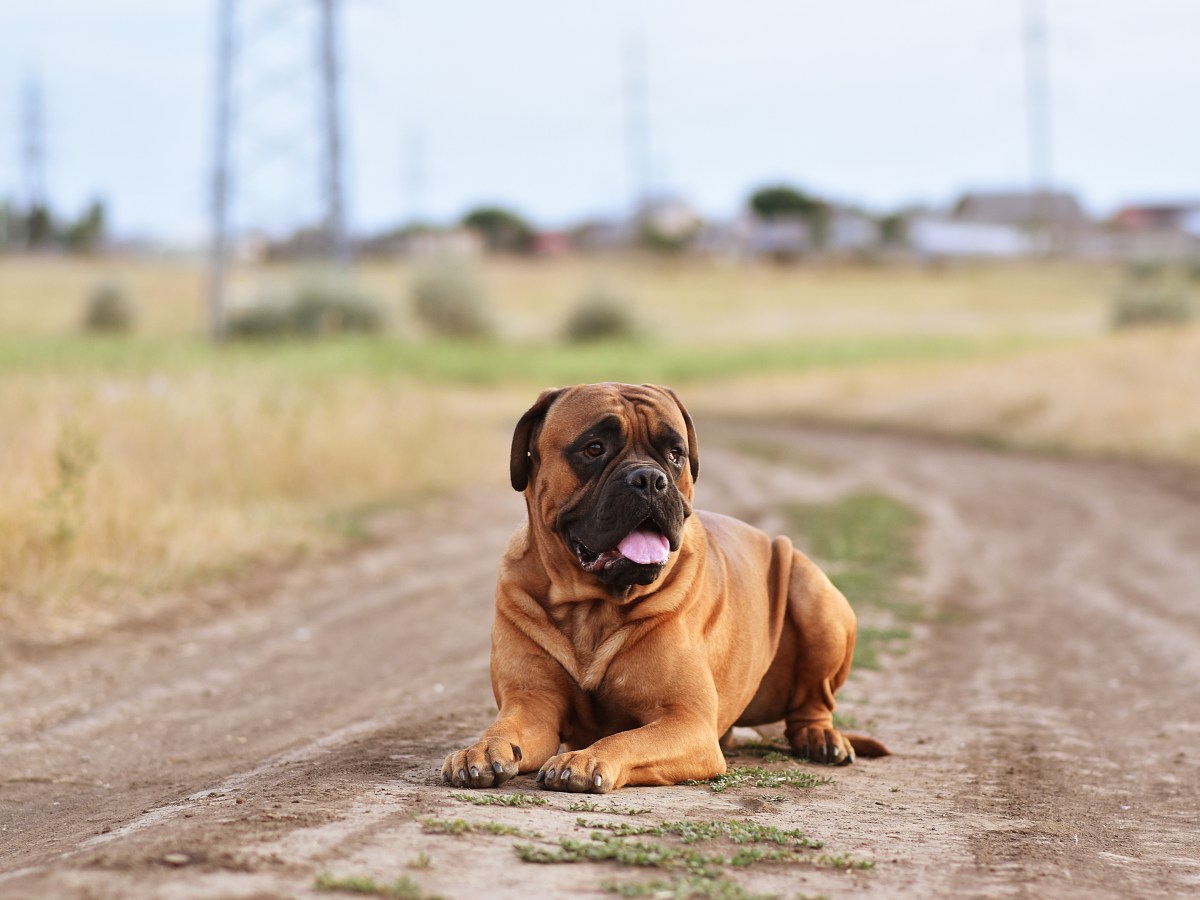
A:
[510,387,565,492]
[646,384,699,482]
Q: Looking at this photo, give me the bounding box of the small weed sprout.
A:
[449,791,548,808]
[314,872,441,899]
[43,421,99,546]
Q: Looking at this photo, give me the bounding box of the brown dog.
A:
[442,383,887,793]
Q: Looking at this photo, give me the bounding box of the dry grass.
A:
[690,326,1200,465]
[0,368,513,640]
[2,255,1192,640]
[0,255,1116,342]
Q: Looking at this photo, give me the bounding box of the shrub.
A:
[564,286,639,343]
[1111,287,1193,329]
[290,281,384,335]
[224,279,384,340]
[411,265,492,338]
[82,282,136,333]
[1111,265,1194,330]
[223,301,293,339]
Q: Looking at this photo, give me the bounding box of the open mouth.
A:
[571,519,671,573]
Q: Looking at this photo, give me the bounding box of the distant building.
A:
[825,208,879,253]
[571,218,636,252]
[953,190,1086,227]
[532,231,572,255]
[747,217,812,260]
[906,215,1030,259]
[636,197,703,243]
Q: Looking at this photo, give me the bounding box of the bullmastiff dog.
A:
[443,382,887,793]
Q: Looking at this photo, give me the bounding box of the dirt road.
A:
[2,423,1198,899]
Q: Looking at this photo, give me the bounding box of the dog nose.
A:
[625,466,668,497]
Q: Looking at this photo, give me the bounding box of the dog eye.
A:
[582,441,605,459]
[668,447,684,466]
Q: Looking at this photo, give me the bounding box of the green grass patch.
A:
[783,492,922,672]
[603,875,776,899]
[578,819,823,849]
[783,492,921,616]
[0,332,1047,385]
[723,738,787,760]
[684,766,834,793]
[567,799,651,815]
[315,872,441,899]
[816,853,875,870]
[852,626,913,671]
[419,817,534,837]
[449,791,549,808]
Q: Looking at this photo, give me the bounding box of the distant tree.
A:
[66,199,107,253]
[461,206,535,254]
[879,212,907,246]
[748,185,830,248]
[749,185,825,220]
[26,203,55,249]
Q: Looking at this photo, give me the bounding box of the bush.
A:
[82,282,136,334]
[411,265,492,339]
[1111,264,1194,330]
[223,302,293,339]
[224,279,384,340]
[1111,287,1193,329]
[289,281,384,335]
[564,286,639,343]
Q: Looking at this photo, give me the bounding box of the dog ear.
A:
[510,387,565,492]
[646,384,699,482]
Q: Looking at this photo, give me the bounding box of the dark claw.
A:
[546,768,556,782]
[457,768,466,783]
[442,771,450,783]
[536,769,545,783]
[560,768,571,781]
[469,766,479,778]
[513,745,523,761]
[492,761,504,774]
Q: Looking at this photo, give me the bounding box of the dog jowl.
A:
[443,382,887,793]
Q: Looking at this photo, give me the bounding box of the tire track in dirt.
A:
[1,423,1198,898]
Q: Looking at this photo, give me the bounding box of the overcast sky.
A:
[1,1,1197,241]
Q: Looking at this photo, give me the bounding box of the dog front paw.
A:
[791,725,854,765]
[441,739,523,788]
[536,750,615,793]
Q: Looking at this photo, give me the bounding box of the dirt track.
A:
[2,422,1198,899]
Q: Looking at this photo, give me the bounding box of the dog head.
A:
[510,383,699,593]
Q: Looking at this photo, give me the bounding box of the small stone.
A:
[162,853,190,867]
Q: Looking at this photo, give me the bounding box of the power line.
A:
[318,0,349,265]
[622,26,651,213]
[206,0,351,338]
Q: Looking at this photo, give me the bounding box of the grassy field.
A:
[2,253,1196,639]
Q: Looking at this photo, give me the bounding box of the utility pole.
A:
[1023,0,1053,252]
[318,0,349,265]
[20,76,48,211]
[623,27,652,215]
[206,0,353,338]
[208,0,235,339]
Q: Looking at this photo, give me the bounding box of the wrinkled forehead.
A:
[539,383,684,446]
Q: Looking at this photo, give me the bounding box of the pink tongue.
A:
[617,529,670,565]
